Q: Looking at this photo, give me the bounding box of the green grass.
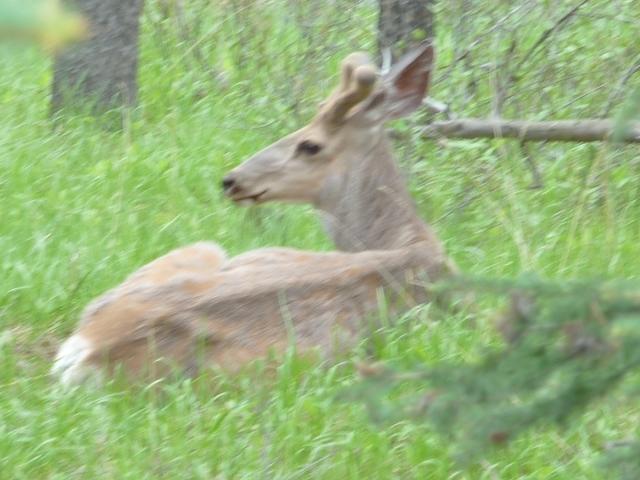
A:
[1,0,639,478]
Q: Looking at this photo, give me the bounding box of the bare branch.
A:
[421,118,640,143]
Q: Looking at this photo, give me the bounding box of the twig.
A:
[439,3,535,84]
[601,53,640,117]
[514,0,590,72]
[519,141,544,189]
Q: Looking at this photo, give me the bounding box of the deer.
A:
[52,43,458,386]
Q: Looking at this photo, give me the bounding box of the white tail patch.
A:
[51,335,100,386]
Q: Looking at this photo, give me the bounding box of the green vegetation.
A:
[1,0,86,51]
[351,275,640,475]
[1,0,639,477]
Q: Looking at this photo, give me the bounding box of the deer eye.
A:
[296,140,323,156]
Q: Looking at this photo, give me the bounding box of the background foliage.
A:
[1,0,86,51]
[0,0,639,477]
[350,275,640,476]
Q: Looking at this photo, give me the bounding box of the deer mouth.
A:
[231,189,268,205]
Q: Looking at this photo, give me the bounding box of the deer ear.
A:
[383,43,434,120]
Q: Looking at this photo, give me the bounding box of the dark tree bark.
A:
[378,0,435,63]
[51,0,144,114]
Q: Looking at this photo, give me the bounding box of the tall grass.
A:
[0,0,638,477]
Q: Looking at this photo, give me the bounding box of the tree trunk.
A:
[51,0,144,114]
[378,0,435,64]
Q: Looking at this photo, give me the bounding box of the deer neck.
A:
[315,132,442,254]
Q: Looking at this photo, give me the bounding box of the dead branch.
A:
[421,118,640,143]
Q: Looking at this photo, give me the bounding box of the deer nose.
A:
[221,176,236,192]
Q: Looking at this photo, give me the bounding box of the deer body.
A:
[53,44,455,386]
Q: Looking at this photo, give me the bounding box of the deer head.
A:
[222,43,435,207]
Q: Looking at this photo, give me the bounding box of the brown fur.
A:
[53,44,457,385]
